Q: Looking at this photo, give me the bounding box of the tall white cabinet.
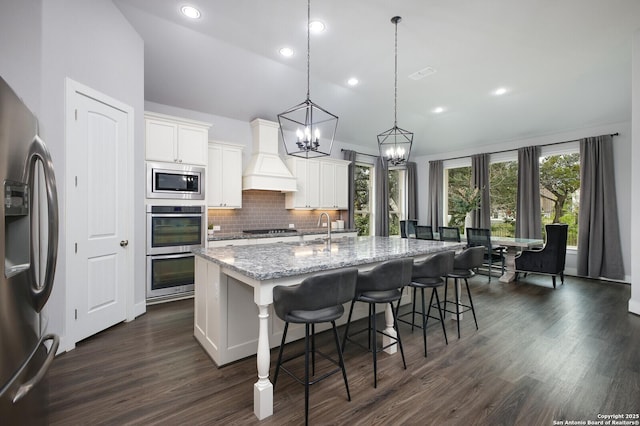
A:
[208,142,243,208]
[144,111,210,166]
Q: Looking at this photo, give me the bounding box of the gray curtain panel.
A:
[406,162,418,221]
[471,153,491,228]
[516,146,542,239]
[427,160,443,229]
[374,156,389,236]
[577,135,625,279]
[343,149,357,229]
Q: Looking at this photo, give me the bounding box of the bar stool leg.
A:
[454,278,461,339]
[392,301,407,370]
[432,288,448,345]
[331,321,351,401]
[311,323,316,376]
[421,287,427,357]
[342,300,356,350]
[304,323,310,426]
[273,321,289,387]
[371,302,378,388]
[411,286,417,331]
[464,278,479,330]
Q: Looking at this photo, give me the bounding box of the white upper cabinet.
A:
[145,112,211,166]
[285,157,320,209]
[208,142,243,209]
[286,157,349,210]
[319,159,349,209]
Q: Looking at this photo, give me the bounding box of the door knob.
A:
[120,240,129,247]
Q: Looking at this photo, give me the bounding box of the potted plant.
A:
[207,223,215,237]
[448,186,481,230]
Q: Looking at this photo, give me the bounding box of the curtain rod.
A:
[340,148,380,158]
[435,132,619,163]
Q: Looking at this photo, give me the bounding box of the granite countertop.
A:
[193,236,464,281]
[207,228,357,242]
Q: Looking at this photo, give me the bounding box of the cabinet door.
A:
[221,147,242,208]
[320,161,337,208]
[207,144,224,207]
[178,125,208,165]
[146,119,177,162]
[285,158,320,209]
[305,159,320,208]
[333,162,349,209]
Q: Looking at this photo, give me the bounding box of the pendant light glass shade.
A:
[378,16,413,166]
[278,0,337,159]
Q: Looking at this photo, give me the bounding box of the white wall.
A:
[36,0,144,348]
[414,120,632,282]
[0,0,42,115]
[630,29,640,315]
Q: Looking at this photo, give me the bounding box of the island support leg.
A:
[254,304,273,420]
[382,303,397,354]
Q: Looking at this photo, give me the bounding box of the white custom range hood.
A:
[242,118,297,192]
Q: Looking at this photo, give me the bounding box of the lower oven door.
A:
[146,253,195,300]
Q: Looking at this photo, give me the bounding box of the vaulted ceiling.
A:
[114,0,640,156]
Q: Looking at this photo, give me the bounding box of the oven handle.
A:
[148,252,196,261]
[147,213,204,218]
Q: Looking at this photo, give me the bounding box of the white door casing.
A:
[65,79,134,348]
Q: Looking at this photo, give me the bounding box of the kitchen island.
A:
[193,236,464,420]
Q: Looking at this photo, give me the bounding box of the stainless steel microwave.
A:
[146,162,205,200]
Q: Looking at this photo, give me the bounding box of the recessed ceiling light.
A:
[180,5,201,19]
[433,107,445,114]
[279,47,294,57]
[309,20,325,33]
[493,87,508,96]
[347,77,359,86]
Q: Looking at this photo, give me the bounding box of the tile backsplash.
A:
[208,190,345,233]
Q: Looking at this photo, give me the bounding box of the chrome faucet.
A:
[317,212,331,243]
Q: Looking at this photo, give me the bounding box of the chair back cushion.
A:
[453,246,486,270]
[439,226,461,242]
[415,225,434,240]
[356,258,413,294]
[273,268,358,321]
[466,227,493,250]
[412,250,454,279]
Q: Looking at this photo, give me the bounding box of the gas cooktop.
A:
[242,228,296,235]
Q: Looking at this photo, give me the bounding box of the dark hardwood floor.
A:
[49,275,640,425]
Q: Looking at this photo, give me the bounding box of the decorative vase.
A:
[464,212,473,232]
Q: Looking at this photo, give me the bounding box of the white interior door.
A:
[66,81,132,345]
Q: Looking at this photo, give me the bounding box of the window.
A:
[444,164,471,233]
[388,168,405,236]
[489,159,517,237]
[539,151,580,247]
[354,163,372,236]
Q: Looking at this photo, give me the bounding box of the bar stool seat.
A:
[342,258,413,388]
[397,251,454,357]
[273,268,358,426]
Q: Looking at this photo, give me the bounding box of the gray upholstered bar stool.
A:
[397,250,454,357]
[272,268,358,426]
[443,246,485,339]
[341,258,413,388]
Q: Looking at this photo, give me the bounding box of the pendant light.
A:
[277,0,338,159]
[378,16,413,166]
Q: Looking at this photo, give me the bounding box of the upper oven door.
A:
[146,162,205,200]
[146,205,204,255]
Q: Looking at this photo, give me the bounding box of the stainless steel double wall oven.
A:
[146,205,205,301]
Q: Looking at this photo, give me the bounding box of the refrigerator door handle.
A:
[23,135,59,312]
[11,334,60,403]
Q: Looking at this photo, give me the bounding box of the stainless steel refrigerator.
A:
[0,76,59,424]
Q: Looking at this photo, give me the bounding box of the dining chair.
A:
[438,226,461,242]
[415,225,434,240]
[515,223,568,288]
[400,220,418,238]
[465,227,505,281]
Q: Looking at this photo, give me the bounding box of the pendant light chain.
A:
[394,17,398,127]
[306,0,311,101]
